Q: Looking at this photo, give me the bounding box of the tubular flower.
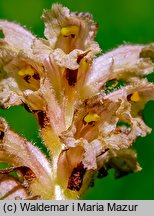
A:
[0,4,154,200]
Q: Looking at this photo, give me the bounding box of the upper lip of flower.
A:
[0,117,53,199]
[0,3,154,199]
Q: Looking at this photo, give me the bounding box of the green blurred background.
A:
[0,0,154,200]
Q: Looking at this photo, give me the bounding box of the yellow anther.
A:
[130,91,141,102]
[61,26,79,37]
[84,113,100,123]
[18,66,35,76]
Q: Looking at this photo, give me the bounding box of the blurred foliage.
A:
[0,0,154,200]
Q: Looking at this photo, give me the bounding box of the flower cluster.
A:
[0,4,154,200]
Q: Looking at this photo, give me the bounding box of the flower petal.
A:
[0,77,22,107]
[101,90,152,150]
[0,117,53,199]
[0,44,43,108]
[42,4,100,54]
[53,48,85,70]
[63,95,120,143]
[32,38,51,62]
[0,20,35,53]
[86,45,154,94]
[62,91,152,171]
[0,173,30,200]
[103,117,151,150]
[104,78,154,116]
[57,145,84,188]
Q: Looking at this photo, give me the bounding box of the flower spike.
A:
[0,4,154,200]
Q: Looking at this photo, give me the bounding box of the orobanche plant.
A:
[0,3,154,200]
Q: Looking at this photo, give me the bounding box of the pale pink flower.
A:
[0,4,154,199]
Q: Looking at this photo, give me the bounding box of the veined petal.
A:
[0,174,30,200]
[42,4,100,54]
[63,95,120,143]
[43,50,92,130]
[0,20,35,53]
[61,91,152,172]
[0,40,18,67]
[23,89,45,111]
[0,77,22,107]
[53,48,85,70]
[101,97,152,150]
[0,3,153,200]
[104,78,154,116]
[0,42,22,107]
[32,38,52,62]
[99,84,152,150]
[0,118,53,199]
[0,21,42,108]
[103,117,151,150]
[85,45,154,95]
[0,46,43,108]
[57,145,84,189]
